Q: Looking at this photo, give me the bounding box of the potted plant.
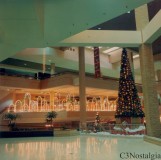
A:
[46,111,57,128]
[3,112,18,131]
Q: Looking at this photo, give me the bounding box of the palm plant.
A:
[3,112,18,130]
[46,111,57,126]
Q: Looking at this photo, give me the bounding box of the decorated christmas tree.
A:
[115,48,145,119]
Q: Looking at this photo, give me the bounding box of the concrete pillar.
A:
[50,92,55,111]
[135,5,161,138]
[135,4,149,30]
[156,70,161,81]
[50,63,55,75]
[12,92,16,112]
[42,48,46,73]
[139,44,161,138]
[79,47,87,129]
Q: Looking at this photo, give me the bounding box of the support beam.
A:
[61,30,142,47]
[143,10,161,43]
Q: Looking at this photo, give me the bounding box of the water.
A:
[0,135,160,160]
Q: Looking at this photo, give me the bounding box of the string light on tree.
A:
[115,48,145,119]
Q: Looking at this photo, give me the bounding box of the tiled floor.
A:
[0,135,160,160]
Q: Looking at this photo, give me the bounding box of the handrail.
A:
[1,68,160,86]
[85,122,146,135]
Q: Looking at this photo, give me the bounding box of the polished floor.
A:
[0,135,161,160]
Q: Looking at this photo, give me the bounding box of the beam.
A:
[60,30,142,47]
[143,9,161,43]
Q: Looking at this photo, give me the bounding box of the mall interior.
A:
[0,0,161,146]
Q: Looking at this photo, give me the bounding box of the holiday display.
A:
[115,48,145,119]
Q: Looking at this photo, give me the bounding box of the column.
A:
[139,44,161,138]
[50,63,55,75]
[42,48,46,73]
[79,47,87,129]
[12,91,16,112]
[50,91,55,111]
[156,70,161,81]
[135,5,161,138]
[135,4,149,30]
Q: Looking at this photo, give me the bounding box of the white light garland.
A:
[8,92,118,112]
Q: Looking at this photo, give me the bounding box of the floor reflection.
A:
[0,135,160,160]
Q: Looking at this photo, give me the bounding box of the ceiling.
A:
[90,0,161,55]
[1,0,161,117]
[1,0,161,97]
[0,0,152,61]
[0,0,161,70]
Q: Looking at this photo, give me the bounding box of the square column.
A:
[50,63,55,75]
[139,44,161,138]
[135,4,161,138]
[79,47,87,129]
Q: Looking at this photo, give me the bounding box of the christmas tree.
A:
[115,48,145,119]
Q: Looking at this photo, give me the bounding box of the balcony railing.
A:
[84,122,146,136]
